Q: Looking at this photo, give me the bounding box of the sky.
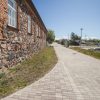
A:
[32,0,100,40]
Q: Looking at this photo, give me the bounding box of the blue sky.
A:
[32,0,100,39]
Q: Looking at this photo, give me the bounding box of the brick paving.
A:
[2,61,77,100]
[2,43,100,100]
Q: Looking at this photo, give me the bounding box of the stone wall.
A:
[0,0,47,68]
[0,0,7,40]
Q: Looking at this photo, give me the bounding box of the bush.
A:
[0,73,5,79]
[47,30,55,44]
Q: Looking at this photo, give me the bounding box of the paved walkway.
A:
[2,43,100,100]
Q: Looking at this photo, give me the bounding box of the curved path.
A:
[2,43,100,100]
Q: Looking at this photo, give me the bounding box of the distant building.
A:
[0,0,47,68]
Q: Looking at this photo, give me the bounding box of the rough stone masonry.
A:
[0,0,47,68]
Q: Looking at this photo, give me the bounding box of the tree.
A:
[47,29,55,44]
[70,32,81,45]
[61,39,69,47]
[87,39,100,45]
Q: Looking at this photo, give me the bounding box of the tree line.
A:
[46,30,100,46]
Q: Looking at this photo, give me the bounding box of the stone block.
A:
[1,43,6,49]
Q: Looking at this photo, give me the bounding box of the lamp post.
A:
[80,28,83,46]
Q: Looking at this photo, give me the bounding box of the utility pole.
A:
[80,28,83,46]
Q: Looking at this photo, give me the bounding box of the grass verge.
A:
[0,46,57,98]
[70,47,100,59]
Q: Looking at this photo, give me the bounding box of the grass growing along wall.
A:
[70,47,100,59]
[0,46,58,98]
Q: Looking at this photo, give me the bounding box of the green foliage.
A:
[61,39,69,47]
[0,73,5,79]
[61,39,66,45]
[0,80,8,86]
[47,29,55,44]
[71,47,100,59]
[70,32,81,45]
[88,39,100,43]
[86,39,100,45]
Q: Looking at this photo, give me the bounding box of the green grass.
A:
[0,47,57,98]
[70,47,100,59]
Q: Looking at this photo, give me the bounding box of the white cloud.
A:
[55,34,70,40]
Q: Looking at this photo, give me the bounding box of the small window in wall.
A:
[8,0,17,28]
[38,26,40,37]
[36,24,38,35]
[28,15,31,33]
[42,31,44,39]
[39,27,41,37]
